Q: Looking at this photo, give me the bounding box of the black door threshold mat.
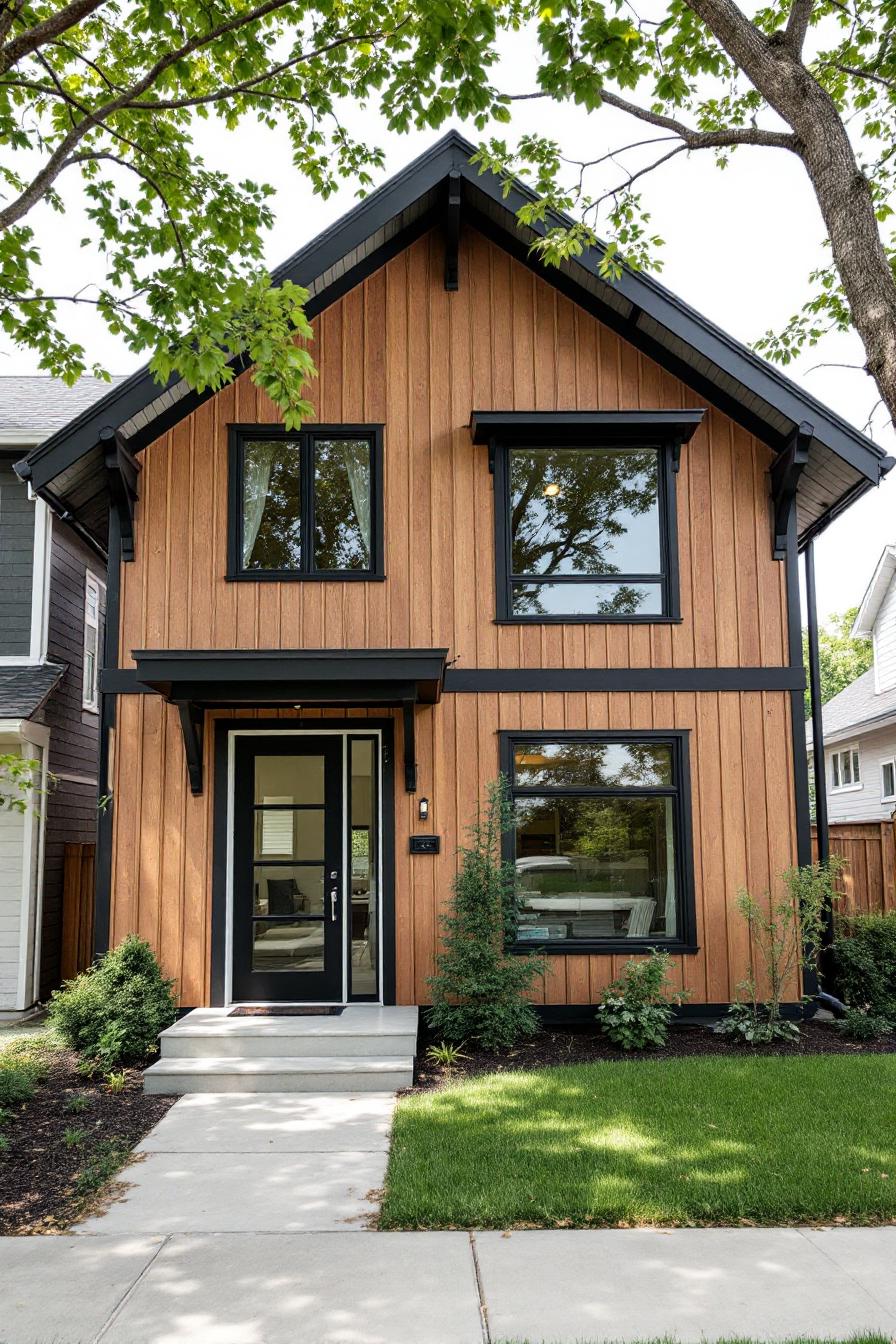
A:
[228,1005,345,1017]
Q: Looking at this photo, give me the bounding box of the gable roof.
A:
[0,662,66,720]
[16,130,894,554]
[805,665,896,747]
[852,544,896,638]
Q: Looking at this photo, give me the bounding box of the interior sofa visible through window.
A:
[500,731,697,954]
[227,424,384,580]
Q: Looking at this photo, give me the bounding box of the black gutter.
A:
[805,539,830,870]
[92,503,121,958]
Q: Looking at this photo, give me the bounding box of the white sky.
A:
[3,37,894,624]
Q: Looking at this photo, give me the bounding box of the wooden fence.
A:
[812,820,896,917]
[60,842,95,981]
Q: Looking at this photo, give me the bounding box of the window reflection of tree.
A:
[313,441,370,570]
[514,742,672,788]
[510,448,659,615]
[245,444,301,570]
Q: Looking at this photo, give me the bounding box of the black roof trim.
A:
[469,409,705,445]
[19,129,891,515]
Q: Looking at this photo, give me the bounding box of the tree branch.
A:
[0,0,107,76]
[592,87,798,149]
[782,0,814,56]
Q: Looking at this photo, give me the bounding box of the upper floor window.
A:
[82,570,105,713]
[500,731,696,953]
[881,759,895,803]
[228,426,384,580]
[472,412,703,624]
[831,745,861,792]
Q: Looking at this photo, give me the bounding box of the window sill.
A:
[510,940,699,956]
[494,615,683,626]
[226,572,386,583]
[830,783,863,794]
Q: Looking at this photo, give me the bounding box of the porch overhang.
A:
[131,648,449,795]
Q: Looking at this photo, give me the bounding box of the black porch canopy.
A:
[130,647,449,795]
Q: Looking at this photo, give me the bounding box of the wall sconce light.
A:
[418,797,429,822]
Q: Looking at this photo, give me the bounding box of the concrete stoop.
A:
[143,1005,418,1094]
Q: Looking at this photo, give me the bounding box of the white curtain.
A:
[242,442,276,566]
[339,440,371,557]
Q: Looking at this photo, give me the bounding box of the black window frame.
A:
[493,438,681,624]
[227,423,385,581]
[500,729,698,956]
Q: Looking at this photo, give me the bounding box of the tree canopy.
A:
[2,0,895,429]
[803,606,875,716]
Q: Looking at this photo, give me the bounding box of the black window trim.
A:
[499,728,698,956]
[227,423,385,582]
[493,437,682,624]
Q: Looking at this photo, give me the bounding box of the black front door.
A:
[232,736,343,1001]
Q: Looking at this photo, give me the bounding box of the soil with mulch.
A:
[0,1046,175,1234]
[411,1019,896,1091]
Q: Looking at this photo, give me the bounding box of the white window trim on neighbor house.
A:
[831,743,862,793]
[82,569,105,713]
[883,758,896,804]
[0,491,52,669]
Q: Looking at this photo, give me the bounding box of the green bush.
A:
[49,935,177,1066]
[427,777,546,1051]
[836,1006,893,1041]
[596,950,689,1050]
[831,913,896,1016]
[0,1034,54,1105]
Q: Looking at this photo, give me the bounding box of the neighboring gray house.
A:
[808,543,896,824]
[0,376,121,1018]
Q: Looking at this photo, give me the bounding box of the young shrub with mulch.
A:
[0,1030,174,1233]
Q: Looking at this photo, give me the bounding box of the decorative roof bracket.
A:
[101,425,141,562]
[771,421,812,561]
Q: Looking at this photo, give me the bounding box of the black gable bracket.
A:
[176,701,204,795]
[444,171,461,292]
[771,421,813,560]
[402,699,418,793]
[101,425,141,562]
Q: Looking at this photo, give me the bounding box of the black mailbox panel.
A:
[409,834,440,855]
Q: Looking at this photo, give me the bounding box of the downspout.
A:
[804,539,834,949]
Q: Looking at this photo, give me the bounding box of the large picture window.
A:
[501,731,696,953]
[228,425,383,580]
[494,441,679,622]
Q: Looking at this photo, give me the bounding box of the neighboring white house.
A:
[808,544,896,823]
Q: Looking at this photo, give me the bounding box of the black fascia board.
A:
[19,128,889,508]
[131,647,449,704]
[470,409,705,445]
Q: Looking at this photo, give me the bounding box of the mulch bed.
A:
[0,1047,175,1234]
[411,1019,896,1091]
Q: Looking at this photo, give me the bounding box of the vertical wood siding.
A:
[107,226,798,1007]
[109,692,798,1007]
[117,229,787,670]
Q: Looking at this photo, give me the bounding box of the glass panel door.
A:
[232,737,343,1001]
[349,737,379,998]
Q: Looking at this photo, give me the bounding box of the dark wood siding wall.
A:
[0,458,35,657]
[35,520,105,996]
[107,226,798,1007]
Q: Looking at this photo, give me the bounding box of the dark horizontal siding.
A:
[36,520,106,998]
[0,461,35,656]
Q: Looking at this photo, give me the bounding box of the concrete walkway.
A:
[2,1093,896,1343]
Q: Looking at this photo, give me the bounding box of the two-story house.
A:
[0,377,117,1018]
[15,134,894,1082]
[808,545,896,823]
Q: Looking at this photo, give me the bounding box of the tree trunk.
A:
[689,0,896,427]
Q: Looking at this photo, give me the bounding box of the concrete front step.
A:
[159,1006,418,1060]
[144,1055,414,1094]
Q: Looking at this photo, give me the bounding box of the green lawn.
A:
[381,1055,896,1228]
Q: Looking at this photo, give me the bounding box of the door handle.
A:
[329,886,338,922]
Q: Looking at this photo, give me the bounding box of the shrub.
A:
[719,859,842,1042]
[427,777,546,1051]
[49,935,177,1067]
[835,1006,893,1041]
[830,912,896,1017]
[596,950,689,1050]
[0,1035,52,1105]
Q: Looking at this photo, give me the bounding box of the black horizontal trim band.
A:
[445,667,804,692]
[103,665,804,695]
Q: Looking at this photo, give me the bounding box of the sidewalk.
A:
[1,1092,895,1344]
